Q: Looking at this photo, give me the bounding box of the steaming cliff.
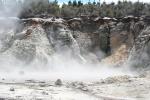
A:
[0,16,150,69]
[0,16,150,100]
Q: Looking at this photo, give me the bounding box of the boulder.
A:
[55,79,62,86]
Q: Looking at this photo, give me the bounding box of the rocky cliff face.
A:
[0,16,150,68]
[67,16,150,68]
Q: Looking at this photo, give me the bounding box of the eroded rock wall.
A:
[0,16,150,66]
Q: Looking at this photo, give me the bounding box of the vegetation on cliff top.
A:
[0,0,150,18]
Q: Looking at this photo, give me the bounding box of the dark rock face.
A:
[67,17,111,58]
[98,24,111,55]
[110,22,132,52]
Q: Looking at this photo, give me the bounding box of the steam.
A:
[0,0,134,82]
[0,0,22,50]
[0,0,22,17]
[0,51,132,81]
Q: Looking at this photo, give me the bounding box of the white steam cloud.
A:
[0,0,22,17]
[0,0,134,82]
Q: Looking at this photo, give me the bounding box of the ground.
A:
[0,74,150,100]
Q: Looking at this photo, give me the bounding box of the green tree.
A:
[73,0,77,7]
[68,0,72,6]
[78,0,83,7]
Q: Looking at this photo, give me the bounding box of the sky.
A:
[54,0,150,5]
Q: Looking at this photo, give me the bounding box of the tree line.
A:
[0,0,150,18]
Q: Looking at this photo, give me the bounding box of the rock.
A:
[101,45,128,65]
[101,75,131,84]
[129,26,150,68]
[55,79,62,86]
[10,87,15,91]
[82,87,89,91]
[42,91,49,95]
[98,23,111,55]
[39,83,47,87]
[25,80,36,83]
[1,16,150,66]
[2,78,5,81]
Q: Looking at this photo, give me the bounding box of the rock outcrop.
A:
[0,16,150,67]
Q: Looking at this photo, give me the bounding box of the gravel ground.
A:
[0,74,150,100]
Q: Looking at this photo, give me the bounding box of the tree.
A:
[68,0,72,6]
[19,0,150,18]
[93,0,96,5]
[78,0,83,7]
[48,0,60,16]
[73,0,77,7]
